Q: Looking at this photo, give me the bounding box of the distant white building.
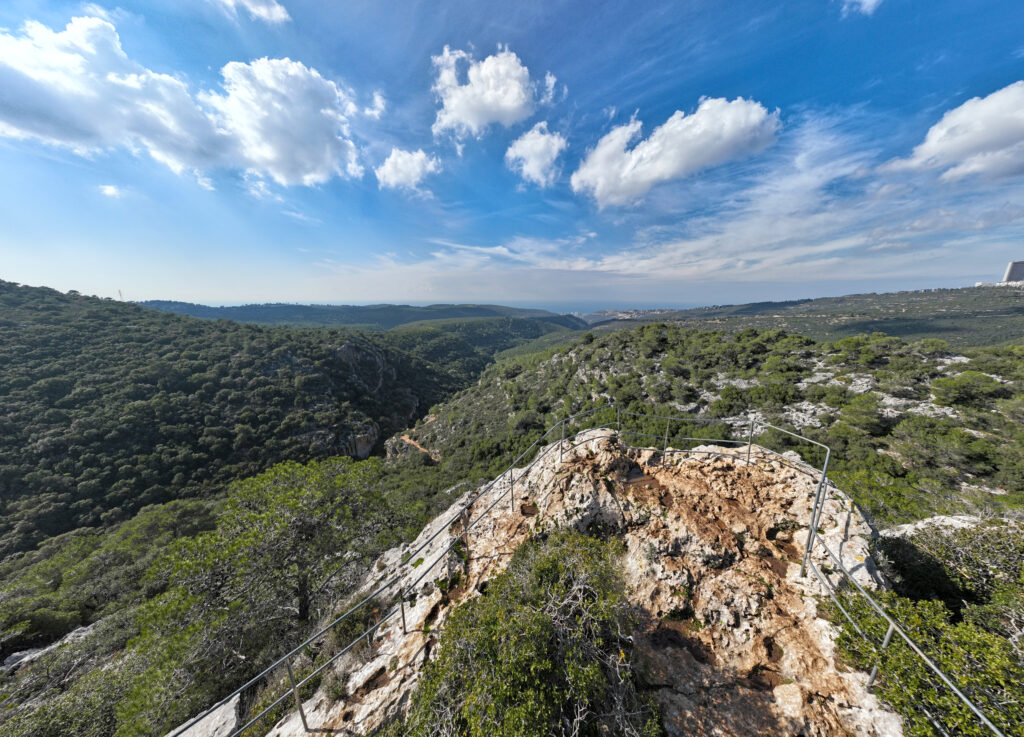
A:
[975,261,1024,287]
[1003,260,1024,283]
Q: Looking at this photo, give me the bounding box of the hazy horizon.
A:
[9,272,991,317]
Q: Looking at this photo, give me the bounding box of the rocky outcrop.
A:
[338,422,380,459]
[246,430,900,737]
[2,623,98,675]
[164,695,239,737]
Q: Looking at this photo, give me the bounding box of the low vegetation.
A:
[385,531,661,737]
[406,325,1023,524]
[594,285,1024,348]
[832,519,1024,737]
[1,455,450,736]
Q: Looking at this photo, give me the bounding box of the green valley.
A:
[1,282,1023,737]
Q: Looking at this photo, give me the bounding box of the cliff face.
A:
[230,431,901,737]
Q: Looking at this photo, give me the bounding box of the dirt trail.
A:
[399,434,438,460]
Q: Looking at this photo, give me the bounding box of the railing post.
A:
[867,622,896,687]
[560,419,565,463]
[663,418,670,452]
[510,468,515,514]
[746,417,755,465]
[460,505,470,560]
[809,452,831,537]
[615,403,621,432]
[285,657,310,733]
[800,449,831,578]
[400,596,407,634]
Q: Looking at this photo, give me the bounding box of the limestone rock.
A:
[249,430,901,737]
[165,694,240,737]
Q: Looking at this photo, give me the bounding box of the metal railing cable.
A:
[166,403,617,737]
[164,406,1007,737]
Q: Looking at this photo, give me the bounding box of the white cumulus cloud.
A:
[885,81,1024,182]
[212,0,290,24]
[374,148,440,191]
[202,57,362,185]
[842,0,884,16]
[431,45,535,138]
[0,16,222,171]
[570,96,780,208]
[0,16,364,188]
[505,122,567,187]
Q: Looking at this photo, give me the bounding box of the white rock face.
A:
[212,431,901,737]
[783,400,829,429]
[829,373,875,394]
[881,515,982,538]
[3,622,98,674]
[164,694,240,737]
[936,355,970,370]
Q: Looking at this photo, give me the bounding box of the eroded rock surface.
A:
[258,430,900,737]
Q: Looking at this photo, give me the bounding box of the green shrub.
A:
[395,530,662,737]
[840,392,886,436]
[829,590,1024,737]
[932,371,1007,408]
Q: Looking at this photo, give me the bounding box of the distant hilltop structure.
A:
[1003,261,1024,283]
[975,261,1024,287]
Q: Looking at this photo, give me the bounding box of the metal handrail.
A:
[166,406,1006,737]
[808,542,1008,737]
[166,403,617,737]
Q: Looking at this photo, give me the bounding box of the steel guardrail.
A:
[165,406,1006,737]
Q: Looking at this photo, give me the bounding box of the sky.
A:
[1,0,1023,310]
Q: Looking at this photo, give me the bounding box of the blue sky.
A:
[1,0,1023,309]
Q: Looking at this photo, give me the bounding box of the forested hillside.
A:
[141,300,586,331]
[0,280,469,557]
[3,300,1023,737]
[402,325,1024,520]
[592,286,1024,347]
[394,324,1024,736]
[384,316,580,380]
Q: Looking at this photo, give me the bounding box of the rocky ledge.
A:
[194,429,903,737]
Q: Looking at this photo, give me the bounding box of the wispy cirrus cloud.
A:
[314,112,1024,303]
[842,0,884,17]
[210,0,290,24]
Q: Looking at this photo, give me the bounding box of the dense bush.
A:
[115,457,412,735]
[830,518,1024,736]
[0,499,216,655]
[2,453,449,737]
[931,371,1007,408]
[831,590,1023,737]
[388,531,661,737]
